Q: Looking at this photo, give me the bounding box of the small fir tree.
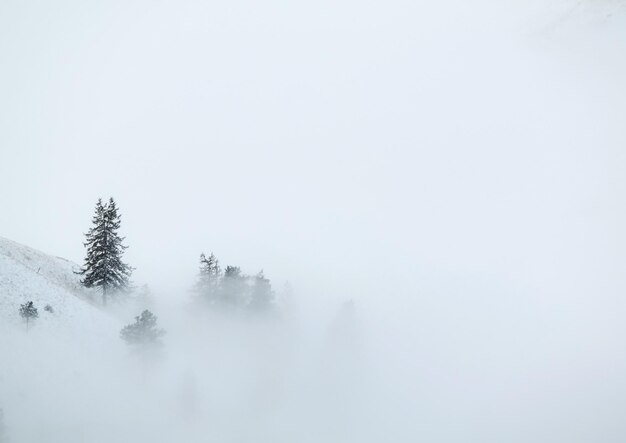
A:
[19,301,38,330]
[79,198,133,305]
[120,310,166,348]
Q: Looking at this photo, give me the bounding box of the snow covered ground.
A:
[0,237,128,443]
[0,235,120,337]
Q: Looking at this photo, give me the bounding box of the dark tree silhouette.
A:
[120,310,166,348]
[79,198,133,305]
[19,301,38,331]
[195,252,221,304]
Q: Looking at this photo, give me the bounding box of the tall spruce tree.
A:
[79,197,133,305]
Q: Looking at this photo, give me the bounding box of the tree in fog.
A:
[220,265,247,308]
[193,256,280,311]
[249,270,274,311]
[195,252,221,304]
[19,301,38,331]
[120,310,166,348]
[78,198,133,305]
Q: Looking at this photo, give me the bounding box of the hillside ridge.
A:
[0,236,120,335]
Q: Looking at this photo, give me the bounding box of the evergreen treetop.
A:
[196,252,221,303]
[79,197,133,305]
[192,253,278,312]
[249,270,274,310]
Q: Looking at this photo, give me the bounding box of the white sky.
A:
[1,0,625,303]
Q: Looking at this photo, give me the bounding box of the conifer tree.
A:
[120,310,166,348]
[249,270,274,311]
[19,301,38,331]
[195,252,221,304]
[220,265,246,307]
[79,198,133,305]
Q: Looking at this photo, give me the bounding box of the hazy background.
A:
[1,0,624,294]
[2,0,626,441]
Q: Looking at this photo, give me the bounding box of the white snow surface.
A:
[0,237,134,443]
[0,235,120,337]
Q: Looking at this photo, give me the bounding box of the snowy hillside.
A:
[0,236,120,337]
[0,238,136,443]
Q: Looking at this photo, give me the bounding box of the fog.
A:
[1,0,626,441]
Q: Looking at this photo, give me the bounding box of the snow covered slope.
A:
[0,238,131,443]
[0,236,120,337]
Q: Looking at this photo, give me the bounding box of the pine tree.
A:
[220,265,246,308]
[19,301,38,331]
[249,270,274,311]
[195,252,221,304]
[120,310,166,348]
[79,198,133,305]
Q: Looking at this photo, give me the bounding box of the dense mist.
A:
[0,250,370,443]
[2,0,626,441]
